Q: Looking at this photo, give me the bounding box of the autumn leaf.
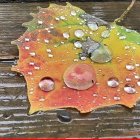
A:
[11,2,140,114]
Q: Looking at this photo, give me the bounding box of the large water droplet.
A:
[107,77,119,88]
[124,84,136,94]
[126,63,135,71]
[74,41,82,48]
[39,77,55,92]
[74,30,84,38]
[57,110,72,123]
[90,45,112,63]
[87,22,98,31]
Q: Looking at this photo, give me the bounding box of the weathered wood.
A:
[0,1,140,138]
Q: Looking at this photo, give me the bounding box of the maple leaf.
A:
[11,2,140,114]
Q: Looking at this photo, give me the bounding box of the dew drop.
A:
[28,72,32,75]
[29,62,35,66]
[55,17,60,21]
[25,46,30,50]
[46,49,52,53]
[38,20,43,25]
[137,80,140,86]
[74,41,82,48]
[80,56,87,61]
[87,22,98,31]
[113,96,121,101]
[107,77,119,88]
[71,11,76,16]
[125,46,130,50]
[101,30,110,38]
[25,38,30,42]
[44,39,49,43]
[48,54,53,58]
[39,77,55,92]
[124,84,136,94]
[30,52,36,57]
[63,32,70,39]
[126,63,135,71]
[60,16,66,20]
[34,66,40,70]
[119,36,126,40]
[74,30,84,38]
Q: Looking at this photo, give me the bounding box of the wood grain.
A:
[0,2,140,138]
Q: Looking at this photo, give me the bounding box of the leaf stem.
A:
[114,0,136,23]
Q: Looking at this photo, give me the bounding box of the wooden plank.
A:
[0,1,140,138]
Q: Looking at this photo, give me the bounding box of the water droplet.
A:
[125,46,130,50]
[107,77,119,88]
[39,97,45,102]
[80,56,87,60]
[34,66,40,70]
[90,45,112,63]
[38,20,43,25]
[135,64,140,67]
[39,77,55,92]
[126,63,135,71]
[74,41,82,48]
[71,11,76,16]
[126,77,131,82]
[28,72,32,75]
[30,52,36,57]
[25,46,30,50]
[73,59,79,62]
[60,16,66,20]
[137,80,140,86]
[48,54,53,58]
[135,75,140,80]
[63,32,70,39]
[55,17,60,21]
[57,110,72,123]
[29,62,35,66]
[46,49,52,53]
[74,30,84,38]
[87,22,98,31]
[101,30,110,38]
[114,96,120,101]
[44,39,49,43]
[25,38,30,42]
[124,84,136,94]
[119,36,126,40]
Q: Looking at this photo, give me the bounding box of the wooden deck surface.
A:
[0,1,140,138]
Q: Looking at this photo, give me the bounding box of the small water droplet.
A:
[29,62,35,66]
[48,54,53,58]
[63,32,70,39]
[73,59,79,62]
[87,22,98,31]
[107,77,119,88]
[114,96,121,101]
[137,80,140,86]
[80,56,87,60]
[46,49,52,53]
[39,97,45,102]
[25,46,30,50]
[126,63,135,71]
[74,30,84,38]
[60,16,66,20]
[30,52,36,57]
[57,110,72,123]
[126,77,131,82]
[44,39,49,43]
[39,77,55,92]
[135,64,140,67]
[124,84,136,94]
[135,75,140,80]
[25,38,30,42]
[74,41,82,48]
[119,36,126,40]
[55,17,60,21]
[71,10,76,16]
[101,30,110,38]
[124,46,130,50]
[28,72,32,75]
[38,20,43,25]
[34,66,40,70]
